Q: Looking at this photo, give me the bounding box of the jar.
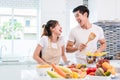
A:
[86,56,94,64]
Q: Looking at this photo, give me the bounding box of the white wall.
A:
[40,0,120,28]
[0,0,39,8]
[66,0,83,39]
[40,0,83,39]
[88,0,120,23]
[40,0,67,38]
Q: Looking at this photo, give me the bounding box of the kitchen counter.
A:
[21,60,120,80]
[0,61,37,65]
[110,60,120,73]
[0,61,37,80]
[0,60,120,80]
[21,70,120,80]
[0,58,37,65]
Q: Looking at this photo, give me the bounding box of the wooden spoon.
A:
[86,32,96,45]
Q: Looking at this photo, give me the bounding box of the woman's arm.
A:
[61,45,70,65]
[33,44,48,64]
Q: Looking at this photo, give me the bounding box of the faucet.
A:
[0,45,7,60]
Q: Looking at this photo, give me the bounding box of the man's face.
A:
[74,11,87,27]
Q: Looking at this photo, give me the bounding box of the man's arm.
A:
[96,39,106,53]
[66,41,78,53]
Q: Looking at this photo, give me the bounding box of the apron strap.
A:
[48,38,60,49]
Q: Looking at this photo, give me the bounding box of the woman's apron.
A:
[42,39,62,65]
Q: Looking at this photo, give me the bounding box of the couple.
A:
[33,5,106,65]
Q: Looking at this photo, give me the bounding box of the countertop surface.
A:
[21,70,120,80]
[0,60,37,65]
[21,60,120,80]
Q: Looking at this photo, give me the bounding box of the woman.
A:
[33,20,69,65]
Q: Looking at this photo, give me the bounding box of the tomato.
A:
[89,72,95,76]
[86,67,97,74]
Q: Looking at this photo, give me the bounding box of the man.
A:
[66,5,106,64]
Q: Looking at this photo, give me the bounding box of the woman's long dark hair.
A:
[41,20,58,37]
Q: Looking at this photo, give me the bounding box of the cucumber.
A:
[47,71,63,78]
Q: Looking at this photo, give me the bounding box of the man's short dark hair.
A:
[73,5,89,17]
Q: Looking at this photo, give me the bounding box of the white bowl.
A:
[36,65,52,76]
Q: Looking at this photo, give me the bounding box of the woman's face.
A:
[52,24,62,36]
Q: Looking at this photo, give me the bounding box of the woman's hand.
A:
[41,59,50,65]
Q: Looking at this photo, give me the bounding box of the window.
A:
[25,20,30,27]
[0,0,39,62]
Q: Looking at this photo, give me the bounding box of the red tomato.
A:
[86,67,97,74]
[89,72,95,76]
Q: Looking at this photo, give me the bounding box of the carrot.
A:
[70,68,79,72]
[37,64,51,68]
[51,64,66,78]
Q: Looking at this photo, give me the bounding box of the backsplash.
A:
[94,21,120,57]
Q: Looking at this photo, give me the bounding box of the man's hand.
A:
[78,43,87,52]
[94,50,101,53]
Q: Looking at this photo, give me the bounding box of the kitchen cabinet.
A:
[88,0,120,22]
